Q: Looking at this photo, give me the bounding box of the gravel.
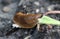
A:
[0,0,60,39]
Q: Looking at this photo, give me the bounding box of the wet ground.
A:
[0,0,60,39]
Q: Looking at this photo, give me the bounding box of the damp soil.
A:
[0,0,60,39]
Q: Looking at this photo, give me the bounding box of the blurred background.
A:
[0,0,60,39]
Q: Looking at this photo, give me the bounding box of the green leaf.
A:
[38,16,60,25]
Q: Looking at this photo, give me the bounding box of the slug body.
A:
[13,12,42,28]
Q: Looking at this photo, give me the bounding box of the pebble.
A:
[47,5,54,11]
[36,9,39,13]
[12,24,21,28]
[24,35,31,39]
[2,6,11,13]
[34,1,40,6]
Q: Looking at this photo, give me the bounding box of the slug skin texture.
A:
[13,12,42,28]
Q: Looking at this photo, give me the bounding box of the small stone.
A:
[2,6,11,12]
[25,31,28,34]
[24,35,31,39]
[36,9,39,13]
[40,7,46,13]
[34,1,40,6]
[47,5,54,11]
[23,5,26,8]
[12,24,21,28]
[47,7,52,11]
[8,21,11,23]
